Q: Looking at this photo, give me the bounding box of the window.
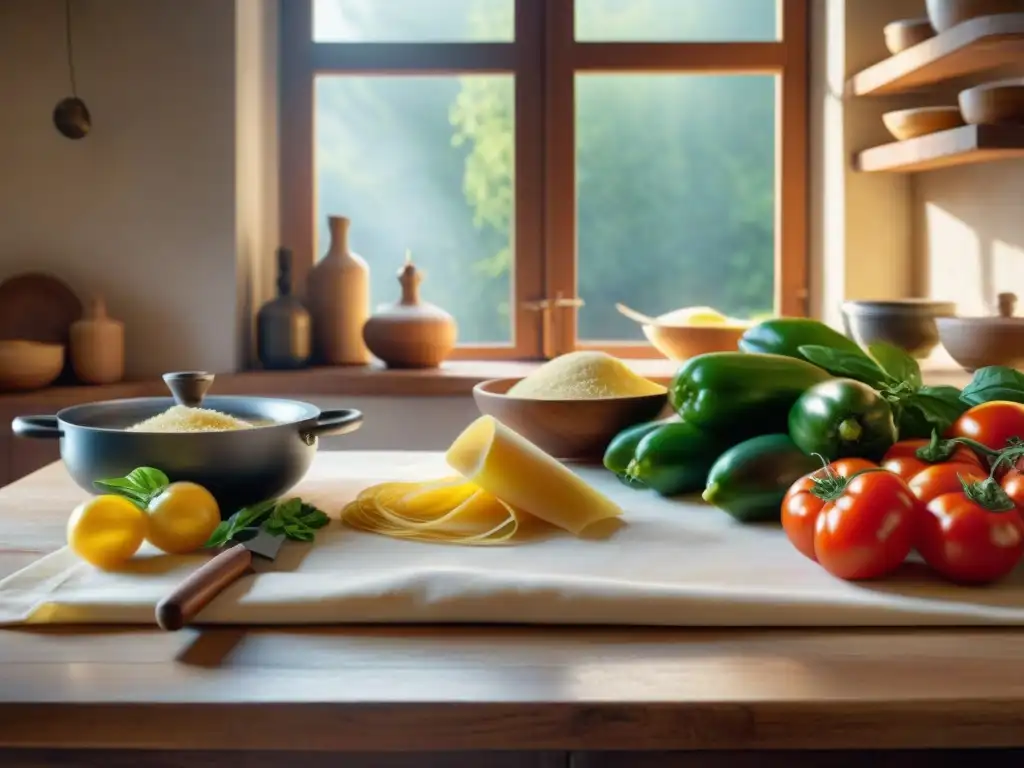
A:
[281,0,808,360]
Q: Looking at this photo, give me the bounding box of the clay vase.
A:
[69,295,124,384]
[306,215,371,365]
[362,254,457,369]
[256,247,312,370]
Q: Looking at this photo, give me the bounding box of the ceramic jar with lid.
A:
[69,295,124,384]
[362,253,457,368]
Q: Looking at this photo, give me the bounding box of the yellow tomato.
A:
[145,482,221,554]
[67,495,147,570]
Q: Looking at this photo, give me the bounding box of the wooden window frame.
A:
[280,0,809,361]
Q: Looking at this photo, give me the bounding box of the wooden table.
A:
[2,454,1024,767]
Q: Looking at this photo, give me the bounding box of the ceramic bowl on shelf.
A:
[0,340,65,392]
[472,377,668,463]
[926,0,1024,32]
[937,292,1024,372]
[842,299,957,359]
[882,107,965,141]
[884,17,936,54]
[959,79,1024,124]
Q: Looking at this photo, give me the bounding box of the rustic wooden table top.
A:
[2,453,1024,753]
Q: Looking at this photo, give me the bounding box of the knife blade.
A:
[155,528,285,631]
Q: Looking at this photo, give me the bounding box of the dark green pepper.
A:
[702,434,821,523]
[788,378,897,461]
[626,421,731,497]
[669,352,831,437]
[739,318,867,362]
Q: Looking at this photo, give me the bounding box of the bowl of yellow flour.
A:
[473,352,668,462]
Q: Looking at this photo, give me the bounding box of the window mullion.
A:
[543,0,578,358]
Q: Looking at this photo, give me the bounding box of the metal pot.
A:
[11,371,363,515]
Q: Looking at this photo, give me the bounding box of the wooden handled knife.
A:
[155,528,285,631]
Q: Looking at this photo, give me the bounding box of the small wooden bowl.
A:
[882,107,965,141]
[472,378,668,462]
[642,324,746,362]
[959,79,1024,125]
[926,0,1024,33]
[0,340,65,392]
[884,18,936,54]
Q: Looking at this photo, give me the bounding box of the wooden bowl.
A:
[959,79,1024,124]
[642,323,747,362]
[0,340,65,392]
[882,107,965,141]
[472,378,668,462]
[926,0,1024,33]
[884,17,936,54]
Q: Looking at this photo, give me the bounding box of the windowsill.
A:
[0,356,973,410]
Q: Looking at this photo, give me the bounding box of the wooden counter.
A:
[1,454,1023,765]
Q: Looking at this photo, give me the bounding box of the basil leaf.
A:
[960,366,1024,406]
[283,523,315,542]
[295,502,329,529]
[904,385,970,434]
[868,342,922,388]
[204,498,277,548]
[798,345,891,387]
[93,466,170,505]
[205,522,233,549]
[126,467,170,494]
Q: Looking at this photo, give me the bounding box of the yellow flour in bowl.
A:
[126,405,255,433]
[507,351,666,400]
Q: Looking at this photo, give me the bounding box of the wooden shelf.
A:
[855,123,1024,172]
[849,13,1024,96]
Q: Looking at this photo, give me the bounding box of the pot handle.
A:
[12,415,63,439]
[302,408,363,440]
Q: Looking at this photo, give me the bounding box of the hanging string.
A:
[65,0,77,97]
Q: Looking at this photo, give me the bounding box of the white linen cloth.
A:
[2,454,1023,627]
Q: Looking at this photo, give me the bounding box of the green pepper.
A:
[626,421,731,497]
[702,434,821,523]
[788,378,897,461]
[603,418,677,486]
[739,318,867,362]
[669,352,831,437]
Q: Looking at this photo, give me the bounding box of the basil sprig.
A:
[205,498,329,548]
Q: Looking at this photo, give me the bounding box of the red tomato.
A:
[881,439,983,483]
[908,462,989,506]
[782,458,878,563]
[947,401,1024,454]
[1000,472,1024,514]
[918,492,1024,584]
[813,471,918,580]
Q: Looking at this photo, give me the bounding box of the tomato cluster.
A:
[781,401,1024,585]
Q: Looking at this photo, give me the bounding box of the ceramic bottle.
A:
[69,295,124,384]
[362,253,457,368]
[306,216,371,365]
[256,247,312,370]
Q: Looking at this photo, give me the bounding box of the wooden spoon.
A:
[615,303,660,325]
